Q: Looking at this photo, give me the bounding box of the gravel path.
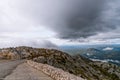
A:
[0,60,24,80]
[4,63,53,80]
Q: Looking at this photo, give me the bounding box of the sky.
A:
[0,0,120,48]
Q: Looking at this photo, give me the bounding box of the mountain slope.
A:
[0,46,120,80]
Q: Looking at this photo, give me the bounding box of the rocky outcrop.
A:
[27,60,85,80]
[0,46,120,80]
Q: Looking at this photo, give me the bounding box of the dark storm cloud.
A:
[14,0,119,40]
[55,0,118,39]
[3,0,120,39]
[1,0,120,46]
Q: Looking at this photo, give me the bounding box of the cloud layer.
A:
[0,0,120,46]
[0,37,58,48]
[15,0,118,39]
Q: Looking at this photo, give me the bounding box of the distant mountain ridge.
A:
[0,46,120,80]
[61,46,120,66]
[77,48,120,65]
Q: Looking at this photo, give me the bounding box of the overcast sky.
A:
[0,0,120,48]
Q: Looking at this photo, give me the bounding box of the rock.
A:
[27,60,85,80]
[0,46,120,80]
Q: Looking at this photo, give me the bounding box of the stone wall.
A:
[27,60,85,80]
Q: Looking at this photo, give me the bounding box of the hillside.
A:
[0,46,120,80]
[73,48,120,66]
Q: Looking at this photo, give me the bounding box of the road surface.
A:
[0,60,53,80]
[0,60,24,79]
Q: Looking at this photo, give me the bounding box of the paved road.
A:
[4,63,53,80]
[0,60,53,80]
[0,60,24,79]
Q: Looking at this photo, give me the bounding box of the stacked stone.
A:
[27,60,85,80]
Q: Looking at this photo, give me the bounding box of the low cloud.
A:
[0,38,58,49]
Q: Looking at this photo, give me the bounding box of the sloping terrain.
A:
[76,48,120,66]
[0,46,120,80]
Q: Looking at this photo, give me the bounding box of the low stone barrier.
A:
[27,60,85,80]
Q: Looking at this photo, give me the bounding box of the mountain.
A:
[0,46,120,80]
[61,46,120,66]
[77,48,104,60]
[75,47,120,66]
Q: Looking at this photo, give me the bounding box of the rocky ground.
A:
[0,46,120,80]
[27,60,84,80]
